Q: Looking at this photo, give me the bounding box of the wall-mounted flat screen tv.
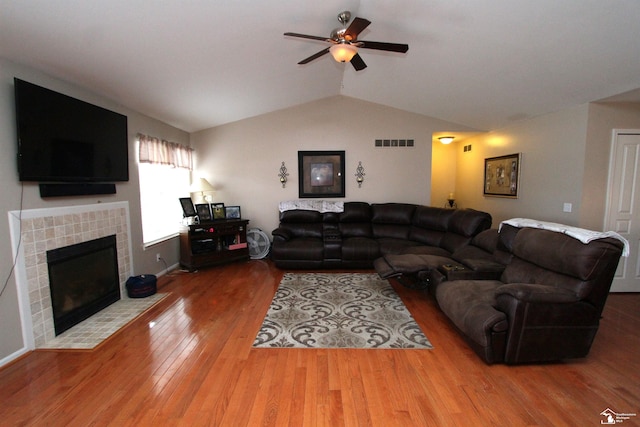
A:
[14,78,129,183]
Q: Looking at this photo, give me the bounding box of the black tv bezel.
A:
[14,78,129,183]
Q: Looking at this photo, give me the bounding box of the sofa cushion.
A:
[471,229,499,253]
[372,223,411,240]
[341,237,380,261]
[280,209,322,223]
[448,209,492,237]
[371,203,416,224]
[270,237,324,260]
[503,228,624,299]
[340,202,372,222]
[339,223,373,238]
[277,222,323,239]
[440,233,471,254]
[400,245,452,257]
[411,206,453,231]
[408,228,445,247]
[277,209,324,238]
[377,237,422,255]
[511,228,620,282]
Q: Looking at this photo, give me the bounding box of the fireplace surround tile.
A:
[8,202,132,349]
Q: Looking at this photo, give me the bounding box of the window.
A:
[137,134,193,246]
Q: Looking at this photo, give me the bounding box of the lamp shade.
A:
[330,43,358,63]
[190,177,215,193]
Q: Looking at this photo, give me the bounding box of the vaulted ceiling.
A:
[2,1,639,133]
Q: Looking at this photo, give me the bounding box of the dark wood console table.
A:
[179,219,249,271]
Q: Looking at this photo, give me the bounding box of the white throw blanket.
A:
[499,218,629,256]
[278,200,344,213]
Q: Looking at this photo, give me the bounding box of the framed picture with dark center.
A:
[195,203,212,221]
[298,150,345,198]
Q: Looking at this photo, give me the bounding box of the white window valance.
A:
[137,133,194,170]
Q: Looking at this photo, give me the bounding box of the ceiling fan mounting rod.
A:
[337,11,351,26]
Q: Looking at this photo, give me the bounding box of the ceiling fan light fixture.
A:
[330,43,358,63]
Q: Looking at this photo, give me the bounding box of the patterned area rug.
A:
[253,273,432,349]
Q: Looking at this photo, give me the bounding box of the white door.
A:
[606,130,640,292]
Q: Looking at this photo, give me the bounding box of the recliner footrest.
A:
[374,253,455,279]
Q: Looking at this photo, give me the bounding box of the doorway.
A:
[605,130,640,292]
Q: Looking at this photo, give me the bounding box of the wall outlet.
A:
[156,253,161,262]
[563,203,572,213]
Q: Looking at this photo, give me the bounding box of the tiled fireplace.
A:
[8,202,132,348]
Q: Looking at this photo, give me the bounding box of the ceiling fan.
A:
[284,11,409,71]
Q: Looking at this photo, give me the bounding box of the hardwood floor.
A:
[1,260,638,426]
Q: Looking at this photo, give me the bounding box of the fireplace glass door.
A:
[47,234,121,335]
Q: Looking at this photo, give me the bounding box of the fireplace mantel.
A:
[8,202,132,350]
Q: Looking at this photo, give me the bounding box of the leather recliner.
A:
[432,226,625,364]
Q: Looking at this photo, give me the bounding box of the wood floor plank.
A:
[0,260,638,426]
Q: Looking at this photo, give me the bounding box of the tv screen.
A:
[14,78,129,182]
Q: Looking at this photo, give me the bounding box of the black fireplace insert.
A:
[47,234,121,335]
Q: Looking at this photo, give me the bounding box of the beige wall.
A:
[190,96,473,234]
[448,103,640,229]
[0,59,188,363]
[452,105,590,226]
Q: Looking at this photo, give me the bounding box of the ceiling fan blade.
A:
[298,47,331,65]
[344,17,371,41]
[359,40,409,53]
[350,53,367,71]
[284,32,331,42]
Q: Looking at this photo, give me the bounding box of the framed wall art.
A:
[484,153,521,198]
[298,150,345,198]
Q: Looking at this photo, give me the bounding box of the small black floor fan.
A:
[247,228,271,259]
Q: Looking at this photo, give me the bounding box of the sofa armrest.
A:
[495,282,599,364]
[495,283,579,304]
[272,227,292,241]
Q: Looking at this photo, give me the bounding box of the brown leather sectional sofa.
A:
[271,202,625,364]
[271,202,492,269]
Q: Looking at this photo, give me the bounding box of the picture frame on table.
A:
[483,153,521,198]
[211,203,226,220]
[298,150,345,198]
[179,197,197,217]
[195,203,212,221]
[225,206,241,219]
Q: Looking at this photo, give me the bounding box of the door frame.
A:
[605,129,640,292]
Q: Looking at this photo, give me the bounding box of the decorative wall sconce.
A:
[446,192,457,208]
[355,161,365,187]
[278,161,289,188]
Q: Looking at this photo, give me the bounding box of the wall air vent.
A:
[374,139,414,148]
